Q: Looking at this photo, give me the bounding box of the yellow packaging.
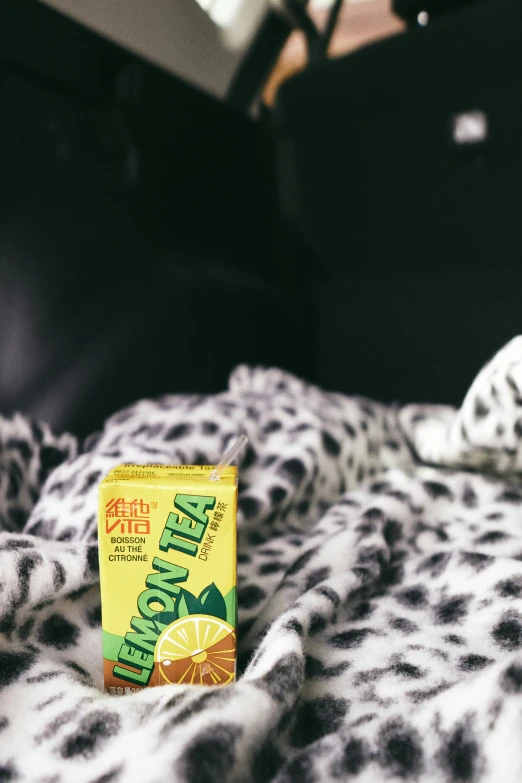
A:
[98,464,237,692]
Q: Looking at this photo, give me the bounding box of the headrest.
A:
[392,0,482,24]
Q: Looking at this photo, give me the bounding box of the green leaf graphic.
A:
[157,610,178,626]
[224,587,237,628]
[198,583,227,621]
[177,593,190,618]
[179,590,203,617]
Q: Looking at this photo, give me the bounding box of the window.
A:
[194,0,244,28]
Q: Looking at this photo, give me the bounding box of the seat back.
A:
[274,0,522,404]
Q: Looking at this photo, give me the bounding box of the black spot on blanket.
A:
[305,656,350,680]
[0,539,34,551]
[89,767,124,783]
[0,762,18,782]
[458,654,493,672]
[474,398,490,420]
[7,471,20,500]
[437,719,482,782]
[434,596,470,625]
[87,605,102,628]
[0,649,37,689]
[423,481,453,500]
[348,600,374,622]
[86,545,99,576]
[393,662,425,679]
[202,421,218,435]
[281,458,306,486]
[17,553,43,604]
[238,584,266,610]
[278,752,317,783]
[329,628,373,649]
[390,617,418,634]
[333,738,367,777]
[52,560,66,590]
[284,619,303,636]
[241,445,257,470]
[496,577,522,598]
[165,423,192,440]
[79,471,102,495]
[38,614,80,649]
[378,719,423,778]
[179,723,242,783]
[396,585,428,609]
[496,489,522,504]
[444,634,465,646]
[322,431,341,457]
[61,711,121,759]
[259,561,286,575]
[314,585,341,606]
[500,663,522,693]
[17,617,35,641]
[309,613,327,635]
[290,696,348,748]
[252,740,284,783]
[306,567,331,590]
[269,485,287,505]
[418,552,450,576]
[384,518,403,546]
[462,484,478,508]
[286,548,318,576]
[460,552,494,571]
[258,653,303,702]
[492,611,522,651]
[162,690,229,728]
[238,496,261,520]
[475,531,508,545]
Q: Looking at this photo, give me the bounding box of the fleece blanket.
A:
[3,338,522,783]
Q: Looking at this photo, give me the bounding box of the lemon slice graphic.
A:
[155,614,236,686]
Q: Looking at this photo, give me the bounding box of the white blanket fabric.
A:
[2,338,522,782]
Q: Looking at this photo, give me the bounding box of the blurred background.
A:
[1,0,522,436]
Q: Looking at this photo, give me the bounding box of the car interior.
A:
[5,0,522,439]
[5,4,522,782]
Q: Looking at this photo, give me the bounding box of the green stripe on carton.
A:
[103,630,126,662]
[224,586,237,628]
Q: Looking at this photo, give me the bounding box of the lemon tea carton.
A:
[98,464,237,692]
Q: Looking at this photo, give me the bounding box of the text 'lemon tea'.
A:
[98,464,237,692]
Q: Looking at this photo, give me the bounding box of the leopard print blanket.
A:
[3,337,522,783]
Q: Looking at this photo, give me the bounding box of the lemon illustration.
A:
[155,614,236,686]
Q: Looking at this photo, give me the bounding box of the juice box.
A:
[98,464,237,692]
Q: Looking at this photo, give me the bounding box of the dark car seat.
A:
[273,0,522,406]
[0,0,310,436]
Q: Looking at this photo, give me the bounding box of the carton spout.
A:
[210,434,248,482]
